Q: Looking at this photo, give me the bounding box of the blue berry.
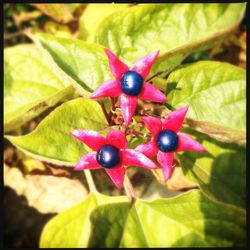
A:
[121,70,143,96]
[156,130,179,152]
[96,144,121,169]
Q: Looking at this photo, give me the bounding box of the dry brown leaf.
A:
[4,164,88,214]
[31,4,74,24]
[151,161,199,191]
[13,11,41,27]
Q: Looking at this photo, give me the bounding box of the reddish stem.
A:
[125,128,151,139]
[100,101,110,124]
[110,97,116,111]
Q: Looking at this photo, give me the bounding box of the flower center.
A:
[120,70,143,96]
[96,144,121,169]
[156,130,179,152]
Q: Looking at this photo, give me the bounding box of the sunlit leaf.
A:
[31,33,112,95]
[79,3,129,41]
[39,192,128,247]
[95,3,246,76]
[5,98,108,166]
[4,44,75,132]
[89,190,245,247]
[167,61,246,143]
[39,190,245,247]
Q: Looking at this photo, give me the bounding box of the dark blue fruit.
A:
[96,144,121,169]
[121,70,143,96]
[156,130,179,152]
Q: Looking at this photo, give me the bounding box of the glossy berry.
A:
[120,70,143,96]
[156,130,179,152]
[96,144,121,169]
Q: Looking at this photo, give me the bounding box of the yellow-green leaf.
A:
[79,3,129,41]
[39,193,128,248]
[167,61,246,143]
[95,3,246,76]
[5,98,108,166]
[32,33,112,95]
[89,190,245,247]
[4,44,75,132]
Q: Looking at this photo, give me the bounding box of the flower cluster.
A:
[70,129,156,188]
[71,49,205,188]
[91,49,166,124]
[136,106,205,181]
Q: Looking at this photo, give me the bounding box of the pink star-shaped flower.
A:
[135,106,205,181]
[91,49,167,125]
[70,129,156,188]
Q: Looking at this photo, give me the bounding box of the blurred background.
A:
[3,3,246,248]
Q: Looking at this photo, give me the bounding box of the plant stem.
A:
[84,170,97,193]
[99,101,110,124]
[123,173,136,202]
[146,67,172,82]
[109,97,117,125]
[110,97,116,111]
[125,128,151,139]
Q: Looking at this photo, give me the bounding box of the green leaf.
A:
[178,129,246,208]
[39,192,128,248]
[95,3,246,76]
[31,33,112,96]
[167,61,246,143]
[89,190,245,247]
[79,3,129,41]
[40,190,246,248]
[4,44,75,133]
[5,98,108,166]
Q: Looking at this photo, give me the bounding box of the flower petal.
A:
[74,152,101,170]
[157,151,174,181]
[91,79,121,98]
[139,82,167,103]
[176,133,205,152]
[130,51,159,79]
[120,94,138,125]
[70,130,106,151]
[141,116,162,136]
[163,106,189,132]
[105,165,125,189]
[105,49,129,79]
[122,149,156,169]
[107,130,128,149]
[135,140,158,158]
